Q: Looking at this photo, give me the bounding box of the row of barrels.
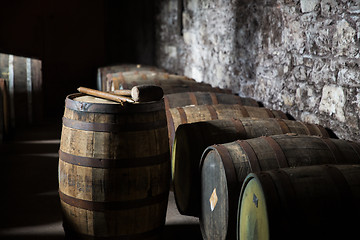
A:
[59,64,360,240]
[60,64,242,239]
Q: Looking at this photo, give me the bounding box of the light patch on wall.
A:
[319,85,345,122]
[189,66,203,83]
[300,0,319,13]
[301,112,320,124]
[164,45,177,59]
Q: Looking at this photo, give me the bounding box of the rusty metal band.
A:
[255,172,282,226]
[177,107,188,124]
[261,136,289,168]
[316,124,330,137]
[235,96,244,106]
[214,144,239,217]
[62,117,167,132]
[63,226,163,240]
[163,96,170,110]
[320,138,342,163]
[166,109,176,155]
[214,145,237,187]
[239,106,250,118]
[348,141,360,161]
[230,118,247,139]
[213,144,239,240]
[59,150,170,169]
[264,108,275,118]
[275,119,291,134]
[188,92,198,105]
[206,105,219,120]
[297,121,311,135]
[65,93,165,113]
[59,190,168,212]
[275,110,288,119]
[236,140,261,172]
[209,92,219,105]
[303,122,319,136]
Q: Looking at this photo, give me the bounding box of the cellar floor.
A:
[0,121,202,240]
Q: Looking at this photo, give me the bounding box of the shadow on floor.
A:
[162,224,202,239]
[0,235,64,240]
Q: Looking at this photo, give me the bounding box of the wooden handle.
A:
[113,89,131,96]
[78,87,134,103]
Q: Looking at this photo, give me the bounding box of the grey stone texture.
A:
[156,0,360,141]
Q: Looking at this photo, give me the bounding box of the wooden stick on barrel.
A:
[78,87,135,103]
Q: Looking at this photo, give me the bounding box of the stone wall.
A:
[155,0,360,141]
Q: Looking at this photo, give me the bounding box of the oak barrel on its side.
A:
[163,91,259,109]
[238,164,360,240]
[106,71,230,94]
[199,134,360,240]
[58,93,170,239]
[167,104,288,155]
[97,64,165,91]
[172,118,330,217]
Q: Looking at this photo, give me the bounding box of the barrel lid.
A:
[65,93,164,113]
[237,173,270,240]
[200,148,229,240]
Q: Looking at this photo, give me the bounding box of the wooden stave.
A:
[199,134,360,240]
[166,104,289,159]
[98,64,165,91]
[106,71,230,94]
[172,118,331,217]
[163,91,259,109]
[58,94,170,239]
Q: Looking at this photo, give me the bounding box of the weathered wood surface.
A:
[0,79,10,140]
[0,53,42,127]
[58,93,170,239]
[164,91,259,109]
[167,104,288,156]
[97,64,165,91]
[238,164,360,240]
[106,71,231,94]
[199,134,360,240]
[172,118,331,217]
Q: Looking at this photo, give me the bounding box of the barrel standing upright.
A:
[58,93,170,239]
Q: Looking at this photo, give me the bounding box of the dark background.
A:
[0,0,156,120]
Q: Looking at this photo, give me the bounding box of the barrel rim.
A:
[65,93,165,113]
[199,146,230,240]
[237,173,269,240]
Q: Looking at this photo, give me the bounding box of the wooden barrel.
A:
[164,91,259,109]
[58,93,170,239]
[172,118,330,217]
[106,71,230,94]
[238,164,360,240]
[199,134,360,240]
[0,53,43,127]
[167,104,288,156]
[97,64,165,91]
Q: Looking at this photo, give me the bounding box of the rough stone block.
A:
[300,0,319,13]
[319,85,346,122]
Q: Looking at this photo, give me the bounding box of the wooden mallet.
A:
[114,85,164,102]
[78,85,164,103]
